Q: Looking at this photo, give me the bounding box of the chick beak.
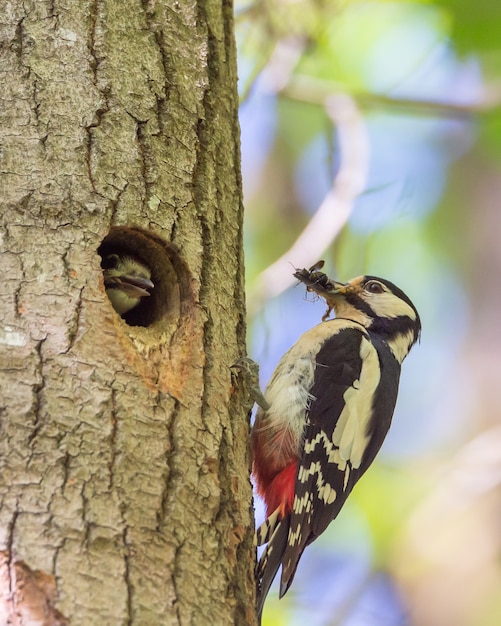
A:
[114,274,154,298]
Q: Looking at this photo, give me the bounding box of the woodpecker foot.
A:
[231,357,270,411]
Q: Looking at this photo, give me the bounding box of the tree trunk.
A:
[0,1,256,625]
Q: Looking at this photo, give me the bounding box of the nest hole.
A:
[98,226,190,328]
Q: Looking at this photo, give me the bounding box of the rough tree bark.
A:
[0,1,256,625]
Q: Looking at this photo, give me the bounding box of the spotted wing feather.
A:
[279,328,401,595]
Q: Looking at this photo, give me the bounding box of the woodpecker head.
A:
[102,253,154,316]
[295,266,421,364]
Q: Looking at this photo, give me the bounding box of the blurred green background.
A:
[236,1,501,625]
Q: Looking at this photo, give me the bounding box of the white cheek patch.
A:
[387,328,416,363]
[368,291,416,321]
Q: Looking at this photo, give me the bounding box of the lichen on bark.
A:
[0,1,256,624]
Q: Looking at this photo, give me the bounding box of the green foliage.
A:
[298,2,451,90]
[439,0,501,53]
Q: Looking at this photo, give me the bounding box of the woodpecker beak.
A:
[306,280,350,300]
[102,253,155,316]
[325,281,349,296]
[111,274,154,299]
[294,264,352,318]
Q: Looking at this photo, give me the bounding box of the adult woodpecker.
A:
[102,253,154,316]
[250,263,421,620]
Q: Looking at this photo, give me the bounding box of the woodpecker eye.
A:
[101,254,120,270]
[365,281,385,294]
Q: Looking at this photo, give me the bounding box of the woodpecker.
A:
[102,253,154,316]
[251,263,421,620]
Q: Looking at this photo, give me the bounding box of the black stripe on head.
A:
[370,276,421,346]
[343,291,374,317]
[365,276,420,320]
[369,314,420,345]
[344,276,421,346]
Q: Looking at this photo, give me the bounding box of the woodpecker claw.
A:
[231,357,270,411]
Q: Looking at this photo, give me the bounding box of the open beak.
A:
[113,274,154,298]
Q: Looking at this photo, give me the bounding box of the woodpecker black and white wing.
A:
[279,324,401,595]
[256,515,290,621]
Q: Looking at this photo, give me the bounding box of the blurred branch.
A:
[240,36,308,104]
[234,1,262,22]
[412,425,501,522]
[259,36,308,94]
[244,27,501,315]
[402,424,501,571]
[283,74,501,118]
[248,93,369,315]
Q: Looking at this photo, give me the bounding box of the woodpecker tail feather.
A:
[279,546,304,598]
[256,516,290,622]
[255,507,281,546]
